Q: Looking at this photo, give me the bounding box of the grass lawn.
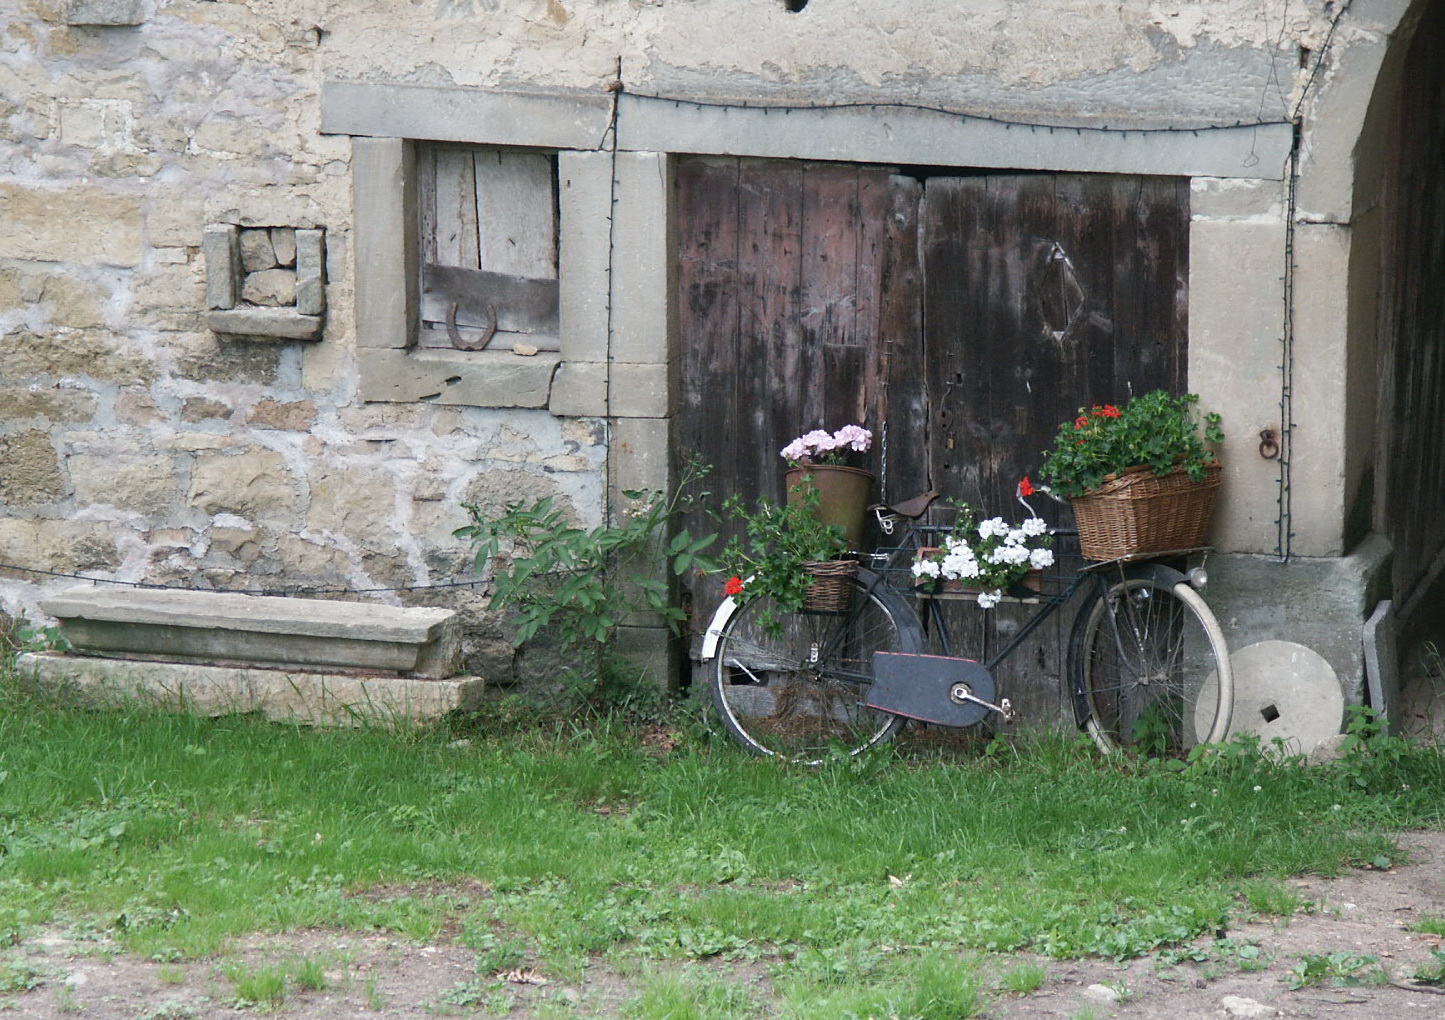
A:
[2,665,1443,1018]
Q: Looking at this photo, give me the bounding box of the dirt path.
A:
[4,830,1445,1019]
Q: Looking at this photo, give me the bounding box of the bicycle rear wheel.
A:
[1069,568,1233,756]
[710,568,921,763]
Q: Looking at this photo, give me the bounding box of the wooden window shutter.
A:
[417,144,560,351]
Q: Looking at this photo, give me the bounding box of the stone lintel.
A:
[619,96,1292,180]
[41,586,462,678]
[321,81,1291,181]
[16,652,484,729]
[322,81,612,151]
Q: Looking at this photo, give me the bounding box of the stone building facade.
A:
[1,0,1439,724]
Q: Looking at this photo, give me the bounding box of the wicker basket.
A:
[1070,463,1221,561]
[801,559,859,613]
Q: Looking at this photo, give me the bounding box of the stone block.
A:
[170,331,285,383]
[358,348,557,408]
[241,268,296,307]
[65,0,146,26]
[0,387,98,422]
[1206,533,1393,710]
[608,362,675,418]
[271,228,297,267]
[0,518,119,574]
[207,527,262,564]
[205,224,242,309]
[40,586,465,678]
[548,360,608,417]
[35,272,109,329]
[0,329,155,387]
[1188,218,1288,556]
[609,152,675,365]
[146,194,207,248]
[558,150,612,363]
[15,653,485,729]
[306,466,399,546]
[612,623,682,694]
[0,429,64,505]
[0,183,144,267]
[188,448,296,519]
[611,416,672,496]
[276,534,353,581]
[352,137,417,350]
[295,228,327,316]
[322,81,612,152]
[180,397,234,422]
[207,308,323,341]
[1190,177,1286,221]
[248,398,316,431]
[115,390,162,424]
[239,229,278,272]
[69,453,175,511]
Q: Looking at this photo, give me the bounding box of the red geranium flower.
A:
[724,575,744,597]
[1101,404,1121,418]
[1019,476,1035,497]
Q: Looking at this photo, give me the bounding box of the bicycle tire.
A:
[710,567,922,763]
[1069,567,1233,756]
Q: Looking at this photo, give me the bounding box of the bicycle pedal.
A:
[1000,698,1018,723]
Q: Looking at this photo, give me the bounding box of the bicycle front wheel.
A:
[710,569,921,763]
[1070,570,1233,756]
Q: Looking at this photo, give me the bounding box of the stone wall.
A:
[0,0,1412,700]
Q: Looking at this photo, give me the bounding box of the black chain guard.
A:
[866,651,998,728]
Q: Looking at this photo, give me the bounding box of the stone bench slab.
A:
[16,652,484,729]
[41,586,462,678]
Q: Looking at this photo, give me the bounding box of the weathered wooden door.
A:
[675,157,1189,715]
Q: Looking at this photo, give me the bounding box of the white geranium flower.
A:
[911,559,941,578]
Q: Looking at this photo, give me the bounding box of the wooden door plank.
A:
[417,144,438,267]
[432,146,480,269]
[877,173,926,505]
[676,157,743,489]
[737,158,804,502]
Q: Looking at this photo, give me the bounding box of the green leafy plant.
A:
[1285,950,1381,989]
[1335,704,1415,796]
[718,482,847,622]
[456,462,718,686]
[1039,390,1224,500]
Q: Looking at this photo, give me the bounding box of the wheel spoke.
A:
[711,569,920,762]
[1073,575,1232,756]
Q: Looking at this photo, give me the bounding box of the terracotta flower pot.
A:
[784,464,876,550]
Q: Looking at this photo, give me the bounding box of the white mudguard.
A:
[699,594,742,661]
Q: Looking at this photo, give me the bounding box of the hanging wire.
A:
[1279,122,1301,562]
[1273,0,1354,562]
[619,89,1291,135]
[601,57,624,526]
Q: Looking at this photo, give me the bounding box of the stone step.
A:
[41,586,462,678]
[16,652,484,729]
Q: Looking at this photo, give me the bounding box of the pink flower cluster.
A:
[780,424,873,465]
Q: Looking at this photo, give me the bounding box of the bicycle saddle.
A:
[871,491,940,520]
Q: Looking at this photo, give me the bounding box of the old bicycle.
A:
[700,488,1234,762]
